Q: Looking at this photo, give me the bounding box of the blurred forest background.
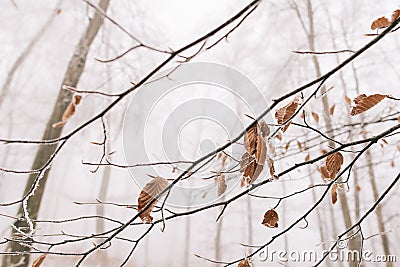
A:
[1,0,400,266]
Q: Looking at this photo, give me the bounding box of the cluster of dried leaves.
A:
[371,9,400,30]
[240,120,275,186]
[52,94,82,128]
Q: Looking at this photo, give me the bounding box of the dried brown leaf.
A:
[282,120,292,132]
[350,94,387,116]
[52,94,82,128]
[356,185,361,192]
[217,174,227,196]
[319,166,330,179]
[275,98,299,125]
[391,9,400,22]
[345,95,352,105]
[330,104,336,116]
[326,152,344,179]
[137,176,169,223]
[262,209,279,228]
[267,157,275,177]
[371,16,391,30]
[297,140,303,151]
[238,258,252,267]
[255,134,267,165]
[305,154,310,162]
[244,124,258,154]
[32,254,47,267]
[241,160,263,186]
[311,112,319,123]
[275,132,282,141]
[331,184,338,204]
[285,141,291,151]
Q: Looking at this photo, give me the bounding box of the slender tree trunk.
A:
[341,29,392,266]
[0,0,63,111]
[302,1,361,265]
[246,194,253,254]
[215,196,225,266]
[2,1,110,266]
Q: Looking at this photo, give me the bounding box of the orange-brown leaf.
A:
[331,184,338,204]
[238,258,252,267]
[138,177,169,223]
[52,94,82,128]
[255,134,267,165]
[391,9,400,22]
[371,16,391,30]
[305,154,310,162]
[262,209,279,228]
[297,140,303,151]
[275,132,282,141]
[350,94,387,116]
[330,104,336,116]
[345,95,352,105]
[267,157,275,177]
[281,120,292,132]
[217,174,227,196]
[326,152,344,179]
[311,112,319,123]
[244,124,258,154]
[319,166,330,179]
[241,160,263,186]
[275,98,299,125]
[32,254,47,267]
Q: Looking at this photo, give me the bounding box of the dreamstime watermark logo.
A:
[258,240,397,264]
[123,62,272,208]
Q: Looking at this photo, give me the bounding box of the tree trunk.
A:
[2,1,110,266]
[303,1,361,265]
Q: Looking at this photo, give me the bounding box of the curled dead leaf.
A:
[326,152,344,179]
[311,112,319,123]
[350,94,387,116]
[391,9,400,22]
[331,184,338,204]
[255,134,267,165]
[275,97,299,125]
[244,124,258,155]
[52,94,82,128]
[329,104,335,116]
[345,95,352,105]
[262,209,279,228]
[267,157,276,177]
[371,16,391,30]
[238,258,252,267]
[319,166,330,180]
[217,174,227,196]
[241,160,263,186]
[137,176,169,223]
